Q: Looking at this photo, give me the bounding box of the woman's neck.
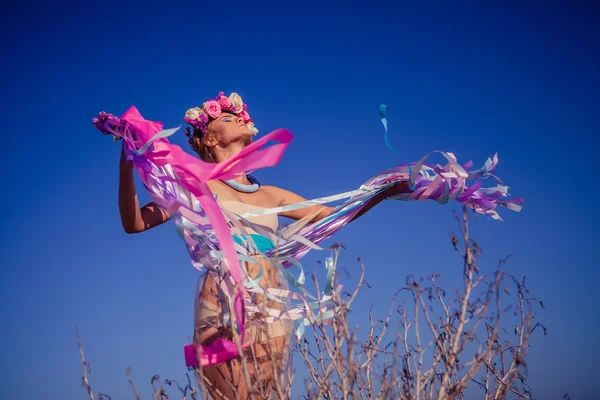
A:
[215,143,250,184]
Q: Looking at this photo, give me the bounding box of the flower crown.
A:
[184,92,258,143]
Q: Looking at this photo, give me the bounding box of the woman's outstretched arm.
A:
[264,181,410,224]
[119,143,171,233]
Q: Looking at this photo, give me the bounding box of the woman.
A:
[116,92,409,399]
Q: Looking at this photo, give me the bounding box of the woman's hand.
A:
[383,180,411,198]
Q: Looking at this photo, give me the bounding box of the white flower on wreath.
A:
[229,93,244,114]
[247,121,258,135]
[185,107,203,121]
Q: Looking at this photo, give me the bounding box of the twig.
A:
[126,368,141,400]
[76,327,95,400]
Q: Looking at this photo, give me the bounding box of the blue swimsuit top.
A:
[220,200,278,253]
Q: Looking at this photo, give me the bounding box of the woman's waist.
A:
[232,232,275,253]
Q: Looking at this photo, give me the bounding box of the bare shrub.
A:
[297,206,545,400]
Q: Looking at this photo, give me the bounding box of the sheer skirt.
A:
[193,255,294,399]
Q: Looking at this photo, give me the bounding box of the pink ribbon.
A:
[117,106,293,366]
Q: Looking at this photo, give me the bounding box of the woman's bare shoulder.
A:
[260,185,303,205]
[206,180,237,201]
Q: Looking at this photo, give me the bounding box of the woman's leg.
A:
[193,259,292,399]
[200,359,251,400]
[244,258,293,393]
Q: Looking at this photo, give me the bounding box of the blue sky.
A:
[1,1,598,399]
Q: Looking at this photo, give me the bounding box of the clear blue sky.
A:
[1,2,598,399]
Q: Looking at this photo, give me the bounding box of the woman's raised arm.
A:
[118,142,171,233]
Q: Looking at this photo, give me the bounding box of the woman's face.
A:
[207,112,252,147]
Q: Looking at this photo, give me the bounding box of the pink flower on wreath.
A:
[219,96,232,110]
[204,100,221,119]
[239,110,251,122]
[199,113,209,123]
